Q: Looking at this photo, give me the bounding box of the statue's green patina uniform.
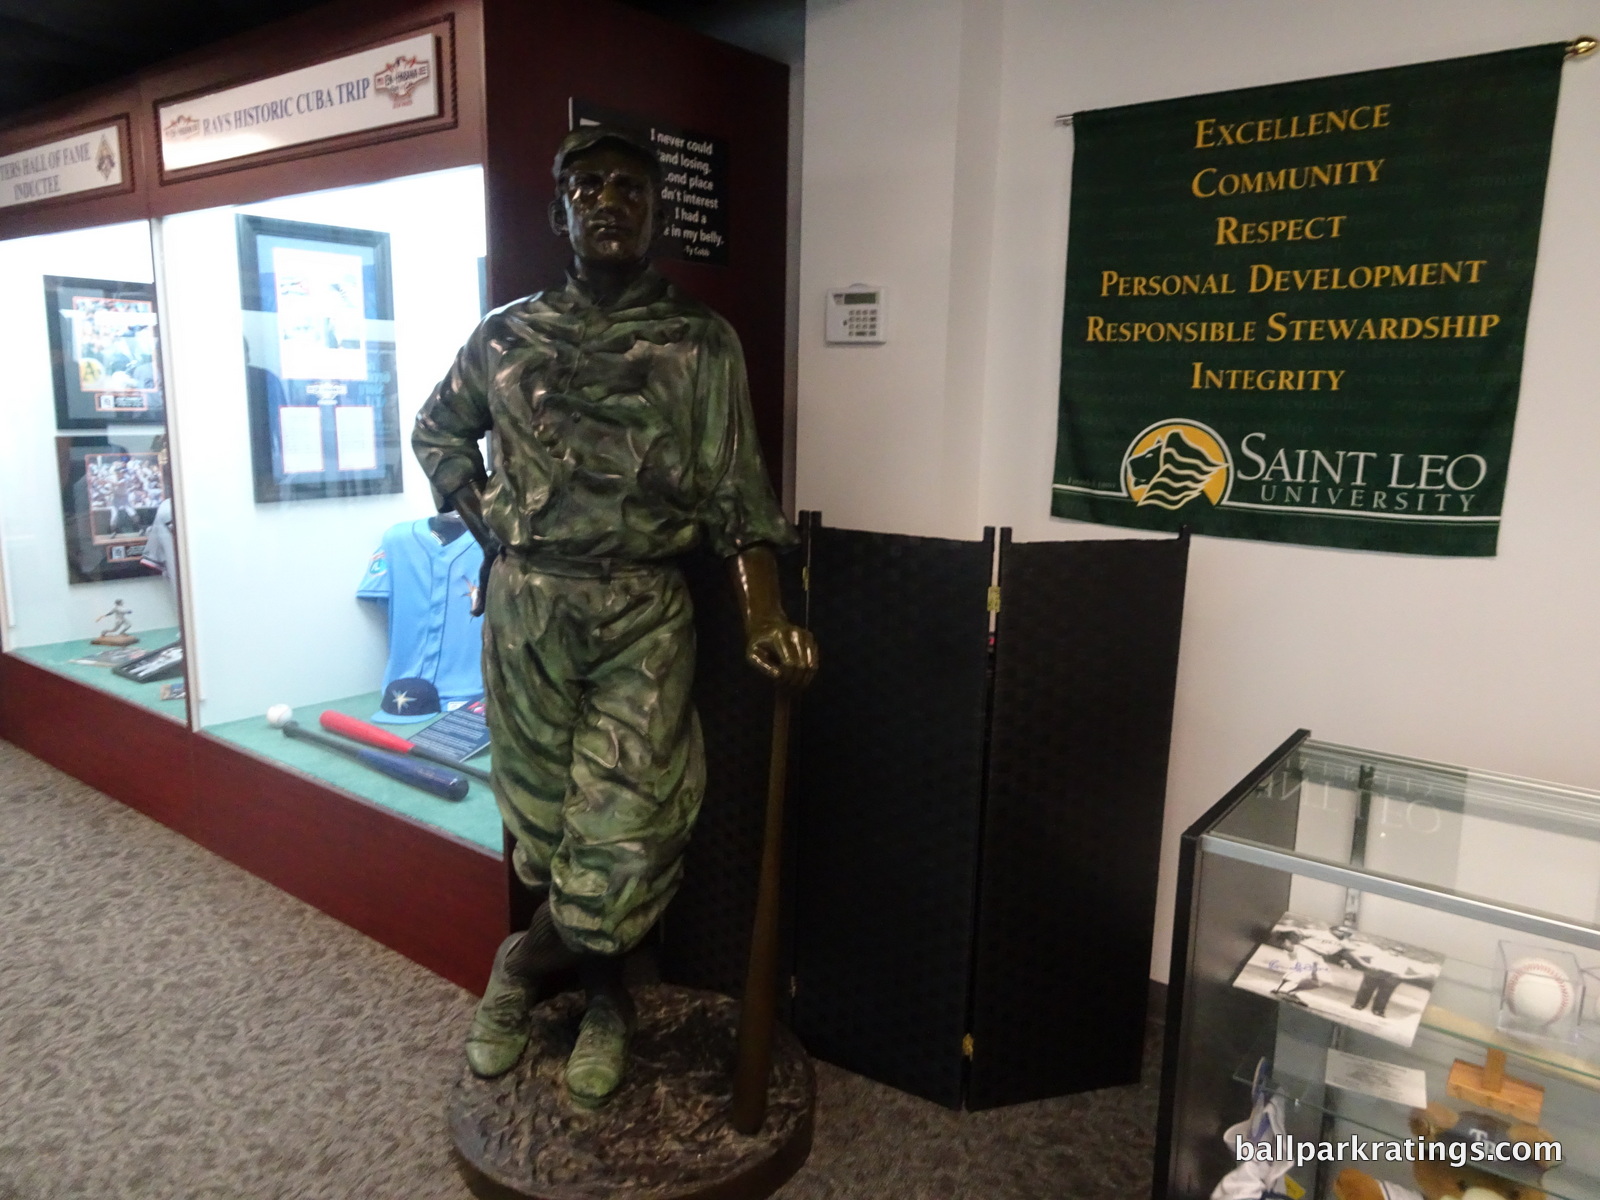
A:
[413,269,796,956]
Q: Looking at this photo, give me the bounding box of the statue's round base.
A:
[448,984,814,1200]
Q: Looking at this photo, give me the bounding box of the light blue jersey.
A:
[357,518,485,723]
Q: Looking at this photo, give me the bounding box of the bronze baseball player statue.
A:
[414,127,816,1109]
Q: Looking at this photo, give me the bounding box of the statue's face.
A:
[559,144,656,267]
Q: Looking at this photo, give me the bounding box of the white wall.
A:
[798,0,1600,980]
[161,167,485,726]
[799,0,966,535]
[0,222,179,649]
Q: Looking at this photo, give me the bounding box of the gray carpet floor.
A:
[0,738,1160,1199]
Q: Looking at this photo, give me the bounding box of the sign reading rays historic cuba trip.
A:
[1052,45,1566,555]
[157,33,439,173]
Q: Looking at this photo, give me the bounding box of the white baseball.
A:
[1505,956,1574,1025]
[266,704,294,728]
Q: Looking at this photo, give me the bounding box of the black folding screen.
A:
[967,531,1190,1108]
[789,519,995,1107]
[660,518,1190,1111]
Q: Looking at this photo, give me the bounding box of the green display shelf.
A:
[206,691,502,851]
[10,628,187,723]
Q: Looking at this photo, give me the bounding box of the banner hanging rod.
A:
[1054,36,1596,126]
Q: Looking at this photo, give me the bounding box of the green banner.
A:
[1052,46,1564,556]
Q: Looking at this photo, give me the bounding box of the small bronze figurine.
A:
[414,127,816,1108]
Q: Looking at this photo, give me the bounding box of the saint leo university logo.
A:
[1121,420,1233,510]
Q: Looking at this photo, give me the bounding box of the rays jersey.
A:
[357,518,485,723]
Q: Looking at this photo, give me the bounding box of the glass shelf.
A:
[1231,983,1599,1199]
[1164,736,1600,1200]
[1234,1034,1595,1200]
[1239,1071,1590,1199]
[1424,977,1600,1090]
[1228,946,1600,1097]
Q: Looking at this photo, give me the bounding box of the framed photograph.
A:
[55,433,169,584]
[43,275,164,429]
[236,215,401,503]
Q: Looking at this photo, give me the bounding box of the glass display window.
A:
[1163,737,1600,1200]
[159,164,498,847]
[0,220,189,724]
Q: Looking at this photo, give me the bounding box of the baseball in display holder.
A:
[1496,941,1583,1041]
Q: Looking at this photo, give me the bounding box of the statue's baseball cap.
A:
[552,126,663,186]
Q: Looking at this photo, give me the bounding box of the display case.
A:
[0,0,795,993]
[160,165,500,851]
[0,219,189,726]
[1158,732,1600,1200]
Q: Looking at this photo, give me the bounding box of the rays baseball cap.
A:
[374,676,441,724]
[553,125,663,186]
[1415,1106,1555,1179]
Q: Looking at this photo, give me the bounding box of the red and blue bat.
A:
[266,707,469,802]
[318,710,493,785]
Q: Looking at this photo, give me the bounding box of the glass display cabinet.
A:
[159,165,499,851]
[0,174,496,846]
[0,219,188,726]
[0,0,793,994]
[1158,732,1600,1200]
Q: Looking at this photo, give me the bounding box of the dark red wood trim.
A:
[0,0,485,238]
[481,0,790,486]
[0,653,195,830]
[0,86,149,238]
[0,653,503,992]
[0,114,136,215]
[152,15,460,186]
[142,0,484,219]
[188,734,503,992]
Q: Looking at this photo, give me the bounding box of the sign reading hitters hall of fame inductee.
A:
[1051,45,1568,556]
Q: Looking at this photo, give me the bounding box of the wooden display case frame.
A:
[0,0,792,993]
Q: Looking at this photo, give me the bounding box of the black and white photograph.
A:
[43,275,164,429]
[1232,912,1445,1047]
